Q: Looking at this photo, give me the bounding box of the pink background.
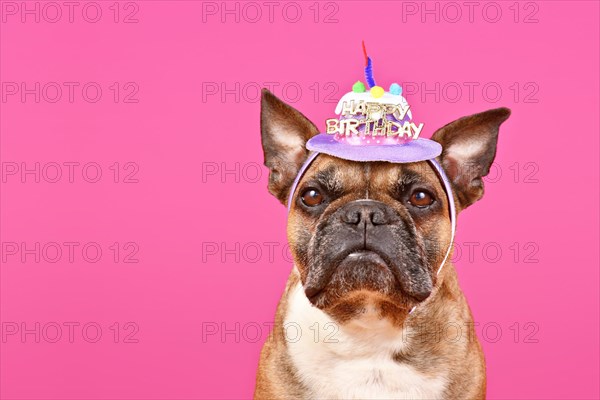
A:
[1,1,598,399]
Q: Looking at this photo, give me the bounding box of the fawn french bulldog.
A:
[255,88,510,399]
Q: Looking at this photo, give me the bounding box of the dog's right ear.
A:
[261,89,319,204]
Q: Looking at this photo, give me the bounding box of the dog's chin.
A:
[306,251,414,324]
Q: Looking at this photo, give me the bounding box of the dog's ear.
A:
[261,89,319,204]
[432,108,511,209]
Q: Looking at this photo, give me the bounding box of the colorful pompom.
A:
[352,81,366,93]
[370,86,384,98]
[389,83,402,95]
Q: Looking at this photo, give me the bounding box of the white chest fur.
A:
[284,283,447,400]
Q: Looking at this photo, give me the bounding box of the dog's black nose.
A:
[341,200,390,226]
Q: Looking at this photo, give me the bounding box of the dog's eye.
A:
[301,188,324,207]
[409,190,434,208]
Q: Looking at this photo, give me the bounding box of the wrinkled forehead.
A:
[297,154,445,197]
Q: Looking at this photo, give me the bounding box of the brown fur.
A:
[255,265,486,399]
[256,89,510,399]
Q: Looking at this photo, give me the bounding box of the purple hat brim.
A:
[306,134,442,163]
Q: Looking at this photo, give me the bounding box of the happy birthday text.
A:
[326,100,424,138]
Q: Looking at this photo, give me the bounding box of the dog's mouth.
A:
[339,250,395,282]
[302,235,435,314]
[345,250,387,264]
[304,247,399,305]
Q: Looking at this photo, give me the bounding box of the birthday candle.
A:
[362,41,376,89]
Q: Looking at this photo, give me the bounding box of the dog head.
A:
[260,89,510,325]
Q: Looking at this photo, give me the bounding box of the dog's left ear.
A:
[432,108,511,209]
